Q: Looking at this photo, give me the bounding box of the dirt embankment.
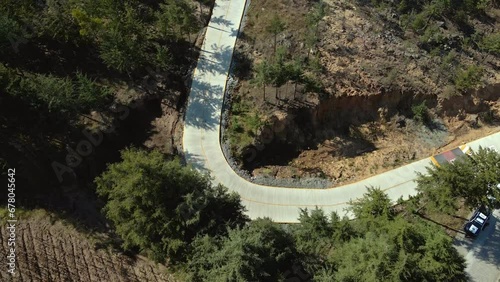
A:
[249,83,500,183]
[229,0,500,186]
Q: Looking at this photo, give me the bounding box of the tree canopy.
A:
[288,188,466,282]
[94,152,467,281]
[0,65,110,116]
[416,146,500,212]
[0,0,204,121]
[266,15,286,53]
[95,148,248,263]
[331,217,466,282]
[188,218,299,282]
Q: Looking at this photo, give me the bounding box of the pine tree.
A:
[266,15,286,54]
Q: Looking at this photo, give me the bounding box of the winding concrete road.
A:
[182,0,500,223]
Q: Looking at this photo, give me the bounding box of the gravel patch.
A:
[416,119,449,148]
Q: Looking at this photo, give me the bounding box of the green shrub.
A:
[398,0,426,14]
[412,13,428,33]
[247,112,263,132]
[441,85,459,99]
[481,32,500,55]
[454,65,483,92]
[452,10,470,30]
[442,50,458,66]
[412,101,430,124]
[227,99,264,158]
[419,25,445,45]
[423,1,447,17]
[232,119,244,133]
[439,50,458,81]
[479,110,496,123]
[429,47,441,56]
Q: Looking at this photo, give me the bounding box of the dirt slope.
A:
[226,0,500,186]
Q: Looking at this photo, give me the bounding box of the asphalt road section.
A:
[455,209,500,282]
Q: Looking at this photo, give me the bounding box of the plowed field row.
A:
[1,213,176,282]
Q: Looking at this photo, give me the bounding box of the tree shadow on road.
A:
[453,214,500,267]
[196,43,234,76]
[470,215,500,266]
[211,13,234,28]
[185,41,238,130]
[182,150,211,174]
[184,79,223,130]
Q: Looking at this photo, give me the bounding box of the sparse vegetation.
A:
[454,65,484,92]
[481,32,500,54]
[266,15,286,54]
[412,101,431,125]
[228,0,499,182]
[227,98,265,158]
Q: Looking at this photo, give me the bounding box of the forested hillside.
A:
[0,0,208,215]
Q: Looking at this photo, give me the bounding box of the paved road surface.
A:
[182,0,500,223]
[455,209,500,282]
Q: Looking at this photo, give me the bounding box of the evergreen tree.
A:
[95,148,248,263]
[253,60,271,101]
[266,15,285,54]
[416,146,500,212]
[189,218,298,282]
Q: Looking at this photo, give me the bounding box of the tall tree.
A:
[188,218,299,282]
[98,5,149,75]
[293,208,333,255]
[253,60,271,101]
[290,194,466,282]
[266,15,286,54]
[269,46,288,100]
[95,148,248,263]
[3,69,109,116]
[349,186,395,220]
[41,0,81,43]
[286,57,304,99]
[331,217,466,282]
[305,1,326,59]
[416,146,500,212]
[157,0,199,42]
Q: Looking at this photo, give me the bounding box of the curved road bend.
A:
[182,0,500,223]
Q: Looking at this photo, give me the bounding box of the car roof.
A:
[465,222,480,234]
